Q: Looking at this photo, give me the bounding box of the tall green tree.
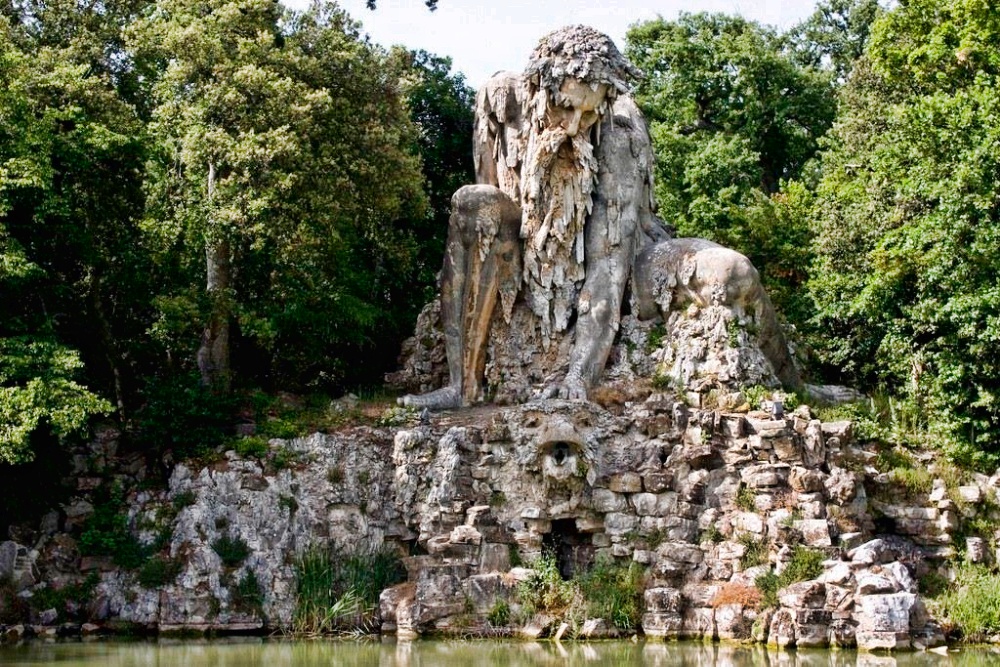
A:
[625,13,836,321]
[0,15,118,462]
[132,0,427,392]
[808,0,1000,463]
[392,48,474,297]
[785,0,884,81]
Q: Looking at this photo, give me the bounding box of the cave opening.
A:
[543,518,595,580]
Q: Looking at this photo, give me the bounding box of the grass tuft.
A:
[292,546,405,635]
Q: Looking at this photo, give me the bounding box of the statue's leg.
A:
[554,118,647,399]
[401,185,520,409]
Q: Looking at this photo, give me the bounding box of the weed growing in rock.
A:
[754,546,825,609]
[259,417,300,440]
[513,553,645,634]
[269,446,302,472]
[735,484,757,512]
[578,557,644,631]
[292,546,405,635]
[231,570,265,617]
[172,490,196,511]
[278,494,299,513]
[516,552,580,623]
[645,323,666,353]
[650,371,675,392]
[486,600,510,627]
[212,534,250,567]
[701,524,724,544]
[934,563,1000,642]
[327,466,345,485]
[738,534,769,569]
[233,436,269,459]
[755,571,780,609]
[137,556,182,588]
[781,546,824,583]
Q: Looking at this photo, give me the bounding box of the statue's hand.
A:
[398,386,461,410]
[541,373,588,401]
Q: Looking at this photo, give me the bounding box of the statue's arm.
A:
[557,98,655,398]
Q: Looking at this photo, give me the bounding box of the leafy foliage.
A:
[212,534,250,567]
[755,546,825,609]
[79,484,148,569]
[626,14,836,322]
[935,563,1000,641]
[577,557,645,631]
[292,545,405,634]
[807,0,1000,464]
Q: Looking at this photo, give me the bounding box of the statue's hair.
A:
[524,25,641,99]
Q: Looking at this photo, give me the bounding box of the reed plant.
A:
[292,546,405,635]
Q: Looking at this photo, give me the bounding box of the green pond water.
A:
[0,640,998,667]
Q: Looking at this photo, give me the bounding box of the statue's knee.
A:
[451,184,520,238]
[452,184,515,215]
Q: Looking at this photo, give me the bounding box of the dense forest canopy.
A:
[2,0,1000,473]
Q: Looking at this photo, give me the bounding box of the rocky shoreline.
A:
[2,398,999,649]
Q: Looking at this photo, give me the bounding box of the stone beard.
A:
[519,120,599,339]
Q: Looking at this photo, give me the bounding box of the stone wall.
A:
[3,399,999,648]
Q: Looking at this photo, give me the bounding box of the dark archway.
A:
[543,518,595,580]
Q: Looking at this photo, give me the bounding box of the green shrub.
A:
[755,571,780,609]
[269,446,300,471]
[134,373,235,459]
[231,570,264,617]
[137,556,182,588]
[259,418,301,440]
[754,546,825,609]
[233,436,269,458]
[293,546,405,635]
[79,485,148,569]
[25,573,98,621]
[486,600,510,627]
[578,557,644,631]
[739,534,769,569]
[212,534,250,567]
[516,552,579,621]
[936,563,1000,641]
[781,546,824,584]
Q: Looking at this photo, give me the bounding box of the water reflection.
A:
[1,639,998,667]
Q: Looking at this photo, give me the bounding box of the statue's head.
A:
[516,27,642,335]
[524,25,640,136]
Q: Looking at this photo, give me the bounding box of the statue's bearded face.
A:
[544,79,609,137]
[519,77,610,336]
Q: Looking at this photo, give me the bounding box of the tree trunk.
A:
[197,162,231,392]
[88,273,130,420]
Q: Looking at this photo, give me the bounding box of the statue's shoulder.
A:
[609,95,645,129]
[476,71,526,123]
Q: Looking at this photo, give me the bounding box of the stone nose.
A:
[564,108,584,137]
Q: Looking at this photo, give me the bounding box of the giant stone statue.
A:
[398,26,805,409]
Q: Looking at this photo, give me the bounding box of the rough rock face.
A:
[390,295,783,407]
[7,399,999,649]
